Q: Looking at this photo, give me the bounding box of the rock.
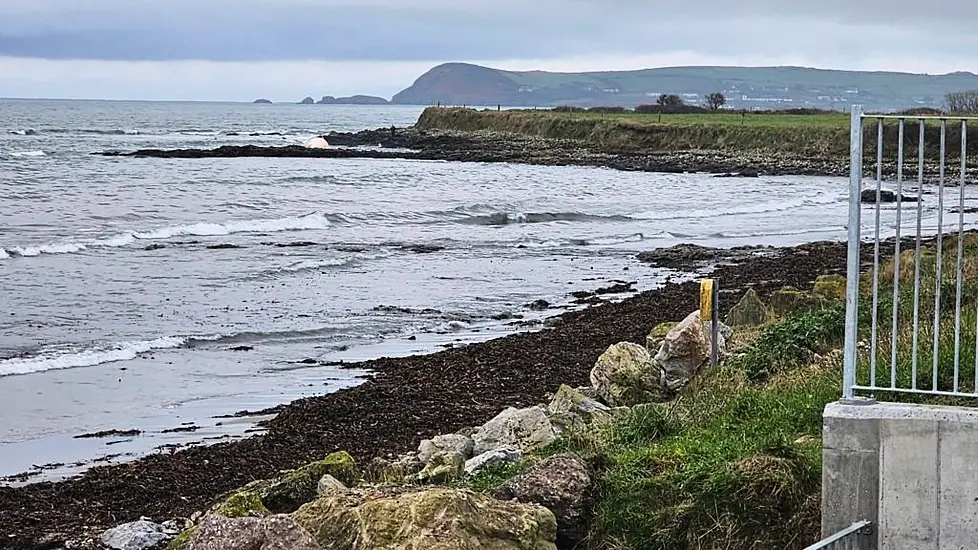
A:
[545,384,611,433]
[185,514,319,550]
[589,342,661,407]
[860,188,918,204]
[812,274,846,302]
[655,311,730,394]
[645,321,678,354]
[725,288,769,327]
[101,519,176,550]
[316,475,348,497]
[526,299,551,311]
[241,451,360,513]
[418,433,475,463]
[253,99,272,104]
[493,454,594,549]
[299,97,315,105]
[768,286,822,318]
[464,446,522,475]
[636,243,720,269]
[211,491,269,518]
[363,454,424,484]
[292,487,557,550]
[472,406,556,456]
[406,451,465,484]
[302,137,330,149]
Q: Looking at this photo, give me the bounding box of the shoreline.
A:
[0,276,659,487]
[96,125,851,177]
[0,239,852,548]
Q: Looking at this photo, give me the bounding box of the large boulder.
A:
[493,454,594,550]
[655,311,730,394]
[292,487,557,550]
[472,406,556,456]
[545,384,612,433]
[464,446,522,476]
[645,322,678,354]
[317,475,348,498]
[102,519,178,550]
[363,454,424,484]
[406,451,465,485]
[240,451,361,513]
[725,288,769,327]
[589,342,661,407]
[419,434,475,464]
[185,514,320,550]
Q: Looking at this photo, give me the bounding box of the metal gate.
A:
[843,105,978,400]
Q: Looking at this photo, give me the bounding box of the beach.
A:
[0,100,967,548]
[0,239,852,547]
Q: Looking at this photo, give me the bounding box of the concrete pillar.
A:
[822,400,978,550]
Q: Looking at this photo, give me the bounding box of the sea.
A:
[0,99,971,482]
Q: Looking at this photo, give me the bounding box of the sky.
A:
[1,0,976,101]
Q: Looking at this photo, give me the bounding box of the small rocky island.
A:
[252,99,273,104]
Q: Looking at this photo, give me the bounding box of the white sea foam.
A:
[0,248,8,259]
[9,150,45,157]
[133,212,332,240]
[1,213,332,260]
[0,336,186,377]
[279,258,352,273]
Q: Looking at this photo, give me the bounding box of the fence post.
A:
[843,105,864,400]
[700,279,719,368]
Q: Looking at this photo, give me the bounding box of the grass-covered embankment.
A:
[457,234,978,549]
[416,107,978,169]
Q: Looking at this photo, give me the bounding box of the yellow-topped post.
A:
[701,279,719,367]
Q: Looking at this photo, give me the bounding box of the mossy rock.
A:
[725,288,769,327]
[293,487,557,550]
[812,274,846,302]
[165,525,198,550]
[645,322,678,354]
[213,490,269,518]
[768,287,822,318]
[238,451,361,514]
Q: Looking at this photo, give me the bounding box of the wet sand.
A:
[0,240,851,549]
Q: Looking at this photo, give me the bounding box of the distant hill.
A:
[391,63,978,111]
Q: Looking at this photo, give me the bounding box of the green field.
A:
[511,110,851,129]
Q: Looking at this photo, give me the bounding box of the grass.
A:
[416,107,978,164]
[453,303,848,549]
[856,233,978,404]
[449,236,978,549]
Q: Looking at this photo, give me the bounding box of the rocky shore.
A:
[0,240,853,549]
[95,126,850,177]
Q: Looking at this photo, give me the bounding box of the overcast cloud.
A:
[1,0,975,101]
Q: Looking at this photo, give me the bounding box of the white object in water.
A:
[303,137,330,149]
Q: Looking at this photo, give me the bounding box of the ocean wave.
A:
[1,213,333,260]
[0,337,186,377]
[634,191,843,221]
[8,150,45,158]
[8,129,38,136]
[278,258,352,273]
[40,128,140,135]
[458,211,636,226]
[0,248,8,259]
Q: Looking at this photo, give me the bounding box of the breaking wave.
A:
[0,337,186,377]
[1,213,332,260]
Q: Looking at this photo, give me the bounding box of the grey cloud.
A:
[0,0,976,63]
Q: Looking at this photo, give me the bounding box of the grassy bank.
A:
[455,235,978,549]
[416,107,978,166]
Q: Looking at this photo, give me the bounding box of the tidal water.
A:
[1,99,971,481]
